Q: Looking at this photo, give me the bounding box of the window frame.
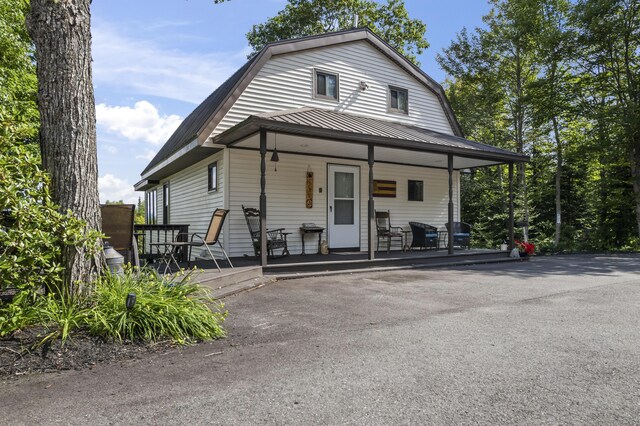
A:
[408,179,424,202]
[162,182,170,224]
[313,69,339,101]
[145,189,157,224]
[388,85,409,114]
[208,161,218,192]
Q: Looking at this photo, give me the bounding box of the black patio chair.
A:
[408,221,439,250]
[445,221,472,249]
[375,210,404,253]
[242,205,290,258]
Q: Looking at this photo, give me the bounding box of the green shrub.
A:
[1,268,227,346]
[0,142,101,297]
[0,288,90,346]
[35,291,90,346]
[0,292,43,337]
[88,268,226,344]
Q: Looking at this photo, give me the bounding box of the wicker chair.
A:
[445,221,472,249]
[242,205,290,258]
[408,222,439,250]
[101,204,140,267]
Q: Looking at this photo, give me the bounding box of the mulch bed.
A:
[0,327,174,378]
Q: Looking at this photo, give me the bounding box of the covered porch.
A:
[213,108,528,267]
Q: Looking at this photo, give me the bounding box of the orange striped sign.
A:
[373,180,396,197]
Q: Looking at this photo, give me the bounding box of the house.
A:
[134,28,528,266]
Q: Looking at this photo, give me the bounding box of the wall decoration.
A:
[373,179,397,197]
[306,168,314,208]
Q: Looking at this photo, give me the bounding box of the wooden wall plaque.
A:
[306,171,314,208]
[373,180,396,197]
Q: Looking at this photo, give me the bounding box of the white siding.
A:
[163,152,226,260]
[228,149,460,257]
[214,41,453,138]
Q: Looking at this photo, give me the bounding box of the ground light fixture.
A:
[126,293,136,309]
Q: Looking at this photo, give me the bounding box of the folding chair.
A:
[167,208,233,272]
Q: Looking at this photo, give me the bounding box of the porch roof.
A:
[212,107,529,169]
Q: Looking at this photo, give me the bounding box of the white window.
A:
[208,162,218,192]
[162,182,169,224]
[389,86,408,114]
[314,69,339,100]
[145,190,156,224]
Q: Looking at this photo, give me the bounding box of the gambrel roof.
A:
[141,28,467,179]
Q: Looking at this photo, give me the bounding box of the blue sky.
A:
[92,0,491,204]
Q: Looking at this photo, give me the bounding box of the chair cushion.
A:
[453,233,470,237]
[425,232,438,237]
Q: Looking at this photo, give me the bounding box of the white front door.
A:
[327,164,360,249]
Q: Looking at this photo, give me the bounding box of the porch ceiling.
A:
[230,133,502,169]
[212,107,528,169]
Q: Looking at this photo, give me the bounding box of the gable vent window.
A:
[314,69,339,101]
[389,86,409,114]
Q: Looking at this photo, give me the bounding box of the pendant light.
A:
[270,133,280,171]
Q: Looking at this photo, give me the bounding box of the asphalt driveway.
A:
[2,254,640,425]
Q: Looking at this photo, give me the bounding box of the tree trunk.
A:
[27,0,102,291]
[514,47,530,242]
[630,139,640,239]
[552,115,563,246]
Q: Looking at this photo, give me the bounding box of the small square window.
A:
[208,162,217,192]
[389,86,408,114]
[314,70,339,100]
[408,180,423,201]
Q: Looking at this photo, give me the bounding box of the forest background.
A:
[438,0,639,252]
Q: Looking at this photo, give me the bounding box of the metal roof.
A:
[213,107,529,164]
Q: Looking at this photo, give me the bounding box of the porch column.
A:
[368,144,375,260]
[508,162,515,250]
[259,129,268,266]
[448,153,454,255]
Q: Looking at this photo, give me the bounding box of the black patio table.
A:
[299,225,325,255]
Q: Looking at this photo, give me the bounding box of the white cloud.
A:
[136,149,157,161]
[99,174,139,204]
[103,145,118,154]
[92,24,247,104]
[96,101,182,145]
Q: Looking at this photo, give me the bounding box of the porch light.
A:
[359,81,369,91]
[270,133,280,170]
